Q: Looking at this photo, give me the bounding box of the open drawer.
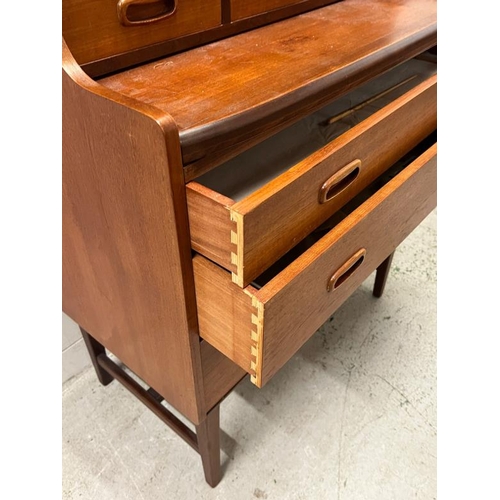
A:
[193,141,437,387]
[187,58,437,287]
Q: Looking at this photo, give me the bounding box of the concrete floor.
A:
[62,211,436,500]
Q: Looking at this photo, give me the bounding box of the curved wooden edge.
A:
[327,248,366,292]
[62,38,176,132]
[234,75,437,215]
[82,0,340,77]
[257,143,437,302]
[181,24,437,179]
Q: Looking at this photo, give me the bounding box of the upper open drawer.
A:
[194,140,437,387]
[63,0,221,66]
[99,0,436,169]
[187,58,437,287]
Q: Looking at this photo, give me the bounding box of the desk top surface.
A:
[100,0,436,179]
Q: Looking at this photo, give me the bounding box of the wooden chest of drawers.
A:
[62,0,437,487]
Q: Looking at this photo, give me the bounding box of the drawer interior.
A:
[194,133,437,386]
[195,58,436,202]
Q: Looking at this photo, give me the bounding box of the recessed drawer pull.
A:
[117,0,177,26]
[327,248,366,292]
[319,160,361,204]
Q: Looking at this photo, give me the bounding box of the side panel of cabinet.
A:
[62,41,206,424]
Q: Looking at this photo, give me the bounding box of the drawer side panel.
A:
[193,256,257,373]
[63,0,221,65]
[187,183,237,272]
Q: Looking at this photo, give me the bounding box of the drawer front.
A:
[187,75,437,288]
[63,0,221,65]
[194,144,437,387]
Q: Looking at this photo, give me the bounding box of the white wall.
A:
[62,313,91,383]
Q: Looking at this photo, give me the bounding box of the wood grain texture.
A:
[196,405,221,487]
[231,75,437,286]
[200,341,246,412]
[186,182,236,272]
[82,0,340,77]
[257,144,437,385]
[193,256,259,372]
[63,0,221,65]
[194,144,437,387]
[231,0,303,21]
[62,40,206,423]
[100,0,437,177]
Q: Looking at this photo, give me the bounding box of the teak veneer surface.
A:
[62,41,206,424]
[194,144,437,387]
[101,0,437,178]
[187,71,436,287]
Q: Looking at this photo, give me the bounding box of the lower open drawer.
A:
[193,142,437,387]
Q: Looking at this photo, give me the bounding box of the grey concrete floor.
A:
[63,211,436,500]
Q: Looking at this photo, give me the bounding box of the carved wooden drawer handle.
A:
[117,0,177,26]
[319,159,361,204]
[327,248,366,292]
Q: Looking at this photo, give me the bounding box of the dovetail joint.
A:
[249,296,263,386]
[230,211,243,284]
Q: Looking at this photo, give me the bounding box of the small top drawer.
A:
[187,57,437,287]
[63,0,221,65]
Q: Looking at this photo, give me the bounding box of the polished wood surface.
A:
[63,0,437,486]
[187,75,437,286]
[200,341,246,412]
[194,144,437,386]
[62,41,206,424]
[101,0,437,177]
[63,0,221,65]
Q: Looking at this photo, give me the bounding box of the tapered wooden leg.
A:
[196,405,221,487]
[80,327,114,386]
[373,252,395,298]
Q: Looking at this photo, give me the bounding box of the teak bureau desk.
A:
[62,0,437,487]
